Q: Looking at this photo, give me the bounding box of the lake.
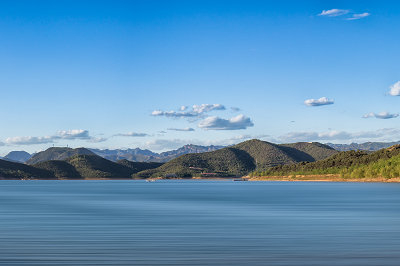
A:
[0,180,400,265]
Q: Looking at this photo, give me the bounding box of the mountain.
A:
[134,139,338,178]
[252,144,400,179]
[27,147,95,165]
[89,148,158,162]
[326,141,400,151]
[89,144,224,162]
[3,151,32,163]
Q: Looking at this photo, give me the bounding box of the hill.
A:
[0,158,53,179]
[251,144,400,179]
[27,147,95,165]
[135,139,337,178]
[3,151,32,163]
[34,160,82,179]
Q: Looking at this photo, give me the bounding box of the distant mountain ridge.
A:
[89,144,224,162]
[326,141,400,151]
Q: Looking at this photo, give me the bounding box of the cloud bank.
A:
[4,129,100,145]
[279,128,400,143]
[304,97,334,106]
[198,114,254,130]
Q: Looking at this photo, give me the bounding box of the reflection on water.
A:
[1,180,400,265]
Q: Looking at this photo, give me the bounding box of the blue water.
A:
[1,180,400,265]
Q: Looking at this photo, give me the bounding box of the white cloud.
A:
[87,137,108,143]
[389,81,400,96]
[192,104,225,114]
[198,114,254,130]
[346,13,370,20]
[151,110,197,118]
[58,129,90,139]
[319,9,349,17]
[151,104,226,119]
[304,97,334,107]
[167,128,195,132]
[115,132,148,137]
[279,128,400,143]
[231,107,241,112]
[363,112,399,119]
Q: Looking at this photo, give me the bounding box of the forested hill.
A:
[251,144,400,179]
[134,139,338,178]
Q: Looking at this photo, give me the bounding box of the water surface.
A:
[1,180,400,265]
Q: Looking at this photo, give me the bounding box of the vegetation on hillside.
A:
[27,147,95,165]
[135,139,337,178]
[0,159,53,179]
[251,145,400,179]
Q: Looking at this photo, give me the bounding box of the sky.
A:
[1,0,400,155]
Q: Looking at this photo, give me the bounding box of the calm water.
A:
[1,180,400,265]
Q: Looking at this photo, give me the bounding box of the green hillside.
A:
[0,159,53,179]
[135,139,337,178]
[65,155,135,178]
[34,160,82,179]
[27,147,95,165]
[251,144,400,178]
[117,160,163,173]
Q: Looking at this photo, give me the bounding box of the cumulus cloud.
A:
[151,104,226,119]
[279,128,400,143]
[167,128,195,132]
[346,13,370,20]
[57,129,90,139]
[363,112,399,119]
[114,132,148,137]
[389,81,400,96]
[192,104,225,114]
[4,129,102,145]
[319,9,349,17]
[304,97,334,107]
[198,114,254,130]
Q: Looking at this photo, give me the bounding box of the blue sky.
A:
[1,0,400,155]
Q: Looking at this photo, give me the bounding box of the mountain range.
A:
[0,139,336,179]
[326,141,400,151]
[4,141,400,165]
